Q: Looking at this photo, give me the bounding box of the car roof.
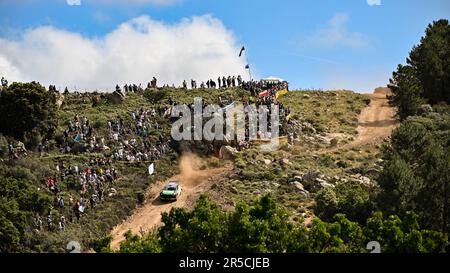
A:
[167,182,179,187]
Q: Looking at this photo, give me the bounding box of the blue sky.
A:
[0,0,449,92]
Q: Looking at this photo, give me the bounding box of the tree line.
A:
[96,194,447,253]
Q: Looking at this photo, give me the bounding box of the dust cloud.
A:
[178,153,204,187]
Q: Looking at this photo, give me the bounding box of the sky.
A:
[0,0,449,92]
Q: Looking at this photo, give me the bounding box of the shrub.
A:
[137,192,145,205]
[144,89,166,104]
[0,82,58,140]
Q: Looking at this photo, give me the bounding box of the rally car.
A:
[159,182,182,201]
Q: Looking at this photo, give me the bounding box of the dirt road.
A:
[329,87,399,152]
[110,154,232,250]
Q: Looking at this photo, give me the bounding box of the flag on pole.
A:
[275,89,288,100]
[259,90,269,97]
[239,46,245,57]
[148,163,154,175]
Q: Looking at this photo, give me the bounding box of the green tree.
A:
[388,19,450,119]
[385,118,433,162]
[377,154,421,215]
[159,195,226,253]
[118,231,161,253]
[363,211,448,253]
[115,195,448,253]
[388,64,424,120]
[378,114,450,233]
[0,82,58,144]
[408,19,450,104]
[0,176,51,252]
[315,181,372,223]
[416,143,450,232]
[92,235,114,253]
[226,194,295,253]
[0,215,21,252]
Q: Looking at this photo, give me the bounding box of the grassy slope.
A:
[1,87,375,252]
[280,90,370,135]
[220,90,377,221]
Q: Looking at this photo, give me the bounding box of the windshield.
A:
[165,185,177,191]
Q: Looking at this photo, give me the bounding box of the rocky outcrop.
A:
[107,91,125,104]
[222,146,239,159]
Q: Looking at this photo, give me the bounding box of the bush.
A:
[144,89,166,104]
[137,191,145,205]
[24,129,42,151]
[0,134,8,158]
[315,181,372,223]
[0,82,58,140]
[210,157,220,167]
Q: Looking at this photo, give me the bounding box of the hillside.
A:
[1,82,448,253]
[0,84,380,252]
[109,88,398,249]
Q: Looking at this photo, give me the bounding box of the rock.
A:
[316,135,331,144]
[365,167,381,176]
[107,91,125,104]
[281,158,291,165]
[315,178,327,184]
[301,122,316,134]
[272,182,280,188]
[222,146,238,159]
[293,175,303,181]
[303,94,310,99]
[230,186,239,194]
[108,188,117,197]
[263,159,272,165]
[55,94,65,108]
[318,180,335,189]
[419,104,433,115]
[292,181,305,191]
[358,176,372,186]
[291,181,310,195]
[302,170,321,182]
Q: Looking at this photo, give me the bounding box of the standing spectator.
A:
[59,216,66,232]
[1,76,8,87]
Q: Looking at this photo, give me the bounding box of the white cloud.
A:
[0,15,247,91]
[67,0,81,6]
[305,13,369,48]
[367,0,381,6]
[86,0,180,5]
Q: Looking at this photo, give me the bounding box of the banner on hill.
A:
[148,163,154,175]
[275,89,288,100]
[259,90,269,97]
[222,101,235,111]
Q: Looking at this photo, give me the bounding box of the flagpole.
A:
[244,49,253,81]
